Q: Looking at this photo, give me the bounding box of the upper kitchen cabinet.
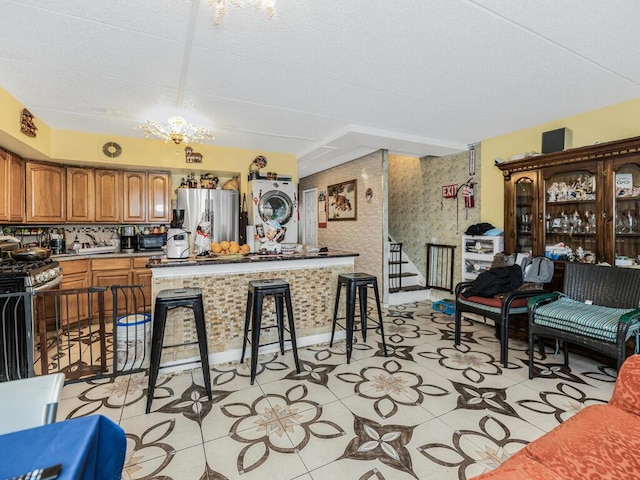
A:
[67,167,121,223]
[94,169,120,222]
[66,167,95,222]
[0,150,25,223]
[123,171,147,223]
[26,161,65,223]
[498,136,640,266]
[123,171,170,223]
[147,172,171,223]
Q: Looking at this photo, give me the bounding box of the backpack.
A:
[521,256,554,283]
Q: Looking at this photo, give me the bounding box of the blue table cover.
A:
[0,415,126,480]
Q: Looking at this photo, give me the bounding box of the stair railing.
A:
[389,242,403,293]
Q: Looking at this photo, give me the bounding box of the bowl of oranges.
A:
[209,240,251,256]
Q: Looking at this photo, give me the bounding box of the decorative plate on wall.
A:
[102,141,122,158]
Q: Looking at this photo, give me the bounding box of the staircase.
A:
[388,242,425,293]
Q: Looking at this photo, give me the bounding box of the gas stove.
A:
[0,258,62,291]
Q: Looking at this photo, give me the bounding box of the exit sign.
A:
[442,184,457,198]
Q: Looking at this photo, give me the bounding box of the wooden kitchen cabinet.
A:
[67,167,95,222]
[147,172,171,223]
[94,169,120,222]
[498,135,640,266]
[131,256,152,309]
[42,259,90,328]
[91,258,133,319]
[122,171,147,223]
[123,171,170,223]
[26,161,65,223]
[0,149,25,223]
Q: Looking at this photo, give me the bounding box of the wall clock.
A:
[102,142,122,158]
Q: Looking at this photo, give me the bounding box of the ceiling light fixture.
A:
[207,0,276,24]
[140,116,213,145]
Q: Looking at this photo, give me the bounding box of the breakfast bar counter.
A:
[148,250,358,371]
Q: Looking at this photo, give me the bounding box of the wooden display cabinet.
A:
[498,136,640,266]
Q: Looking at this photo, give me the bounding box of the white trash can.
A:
[116,313,151,370]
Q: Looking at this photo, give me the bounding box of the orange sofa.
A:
[472,354,640,479]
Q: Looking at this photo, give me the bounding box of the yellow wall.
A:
[481,98,640,228]
[0,87,297,197]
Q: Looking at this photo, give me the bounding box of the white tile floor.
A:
[56,300,617,480]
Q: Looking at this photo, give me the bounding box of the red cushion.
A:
[458,294,528,309]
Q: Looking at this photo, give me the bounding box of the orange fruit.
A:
[220,240,230,250]
[229,243,240,253]
[210,242,221,253]
[241,244,251,253]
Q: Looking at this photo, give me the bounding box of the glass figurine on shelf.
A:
[625,210,636,233]
[561,213,570,233]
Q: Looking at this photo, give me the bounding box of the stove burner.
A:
[0,258,56,276]
[0,258,61,289]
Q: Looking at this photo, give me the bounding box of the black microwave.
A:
[138,233,167,251]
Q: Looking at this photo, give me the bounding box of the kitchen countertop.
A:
[148,250,358,268]
[53,250,164,261]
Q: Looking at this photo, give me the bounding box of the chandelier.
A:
[207,0,276,24]
[140,116,213,145]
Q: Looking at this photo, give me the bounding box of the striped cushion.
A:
[533,296,635,342]
[457,294,528,315]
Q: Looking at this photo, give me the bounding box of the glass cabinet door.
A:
[514,176,535,255]
[613,163,640,266]
[544,169,598,262]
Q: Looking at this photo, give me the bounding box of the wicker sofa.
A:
[528,262,640,378]
[471,354,640,479]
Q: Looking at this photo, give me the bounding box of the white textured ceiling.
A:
[1,0,639,177]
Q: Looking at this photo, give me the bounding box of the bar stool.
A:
[147,288,212,413]
[330,273,388,363]
[241,279,301,384]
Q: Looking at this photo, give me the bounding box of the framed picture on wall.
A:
[327,179,357,221]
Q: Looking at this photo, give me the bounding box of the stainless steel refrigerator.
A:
[176,189,239,252]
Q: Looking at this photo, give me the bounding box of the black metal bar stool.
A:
[241,279,301,384]
[147,287,212,413]
[330,273,388,363]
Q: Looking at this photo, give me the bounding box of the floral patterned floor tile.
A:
[336,357,449,422]
[57,375,128,422]
[289,400,354,472]
[123,443,209,480]
[120,411,205,466]
[259,379,341,414]
[203,421,308,480]
[53,299,624,479]
[199,384,272,443]
[436,407,546,462]
[408,419,524,480]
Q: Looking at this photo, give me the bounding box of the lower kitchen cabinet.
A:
[132,257,152,309]
[90,256,152,318]
[42,259,90,329]
[91,258,132,319]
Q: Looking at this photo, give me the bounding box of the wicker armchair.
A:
[528,262,640,378]
[455,282,545,367]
